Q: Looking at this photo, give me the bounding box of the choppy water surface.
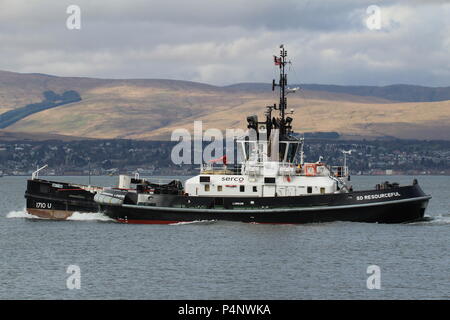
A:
[0,175,449,299]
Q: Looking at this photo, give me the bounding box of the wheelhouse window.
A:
[279,142,287,162]
[237,137,299,163]
[238,141,246,161]
[246,141,257,160]
[279,141,299,163]
[237,140,257,162]
[286,142,299,163]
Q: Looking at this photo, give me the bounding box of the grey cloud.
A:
[0,0,449,86]
[0,0,380,30]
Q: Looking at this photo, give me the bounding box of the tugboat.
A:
[93,45,432,224]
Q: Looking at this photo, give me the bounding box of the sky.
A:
[0,0,449,86]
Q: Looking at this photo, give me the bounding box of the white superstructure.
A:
[185,44,351,198]
[184,145,351,198]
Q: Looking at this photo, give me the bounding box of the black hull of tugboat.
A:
[24,179,99,220]
[99,184,431,224]
[24,179,431,224]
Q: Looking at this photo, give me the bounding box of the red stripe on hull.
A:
[116,218,186,224]
[251,222,296,225]
[116,219,293,225]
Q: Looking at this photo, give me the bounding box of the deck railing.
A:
[200,163,241,175]
[330,166,349,178]
[31,164,48,180]
[199,162,348,178]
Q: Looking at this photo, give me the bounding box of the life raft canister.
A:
[305,163,318,176]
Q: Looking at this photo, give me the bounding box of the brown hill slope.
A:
[133,97,450,140]
[0,129,88,141]
[1,71,449,140]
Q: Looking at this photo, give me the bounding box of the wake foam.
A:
[5,209,114,222]
[66,211,115,222]
[409,214,450,225]
[427,214,450,225]
[6,209,39,219]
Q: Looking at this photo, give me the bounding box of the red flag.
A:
[209,155,227,165]
[274,56,281,65]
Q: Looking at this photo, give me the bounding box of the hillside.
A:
[226,83,450,102]
[0,70,449,140]
[0,129,89,141]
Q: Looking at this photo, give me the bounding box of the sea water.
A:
[0,175,449,299]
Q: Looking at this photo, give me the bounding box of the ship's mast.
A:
[246,45,300,163]
[251,45,294,143]
[279,45,287,121]
[272,44,290,137]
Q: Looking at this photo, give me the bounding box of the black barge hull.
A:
[99,184,431,224]
[24,179,100,220]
